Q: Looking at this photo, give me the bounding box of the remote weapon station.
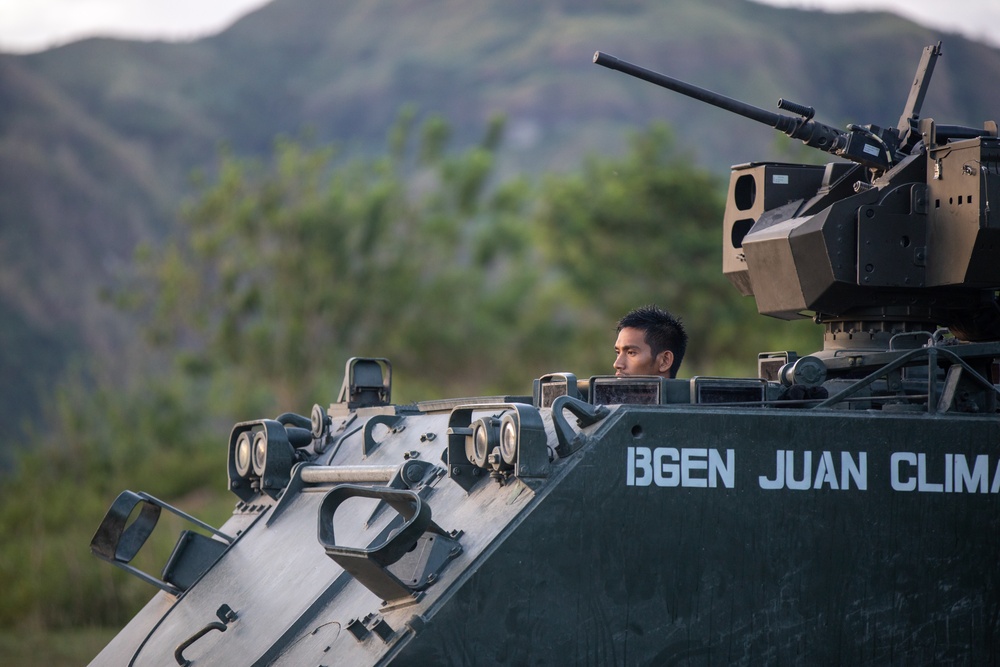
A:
[90,43,1000,665]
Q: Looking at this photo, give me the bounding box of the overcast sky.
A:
[1,0,998,54]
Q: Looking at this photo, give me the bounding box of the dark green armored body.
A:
[90,44,1000,665]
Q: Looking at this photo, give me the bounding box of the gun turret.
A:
[595,44,1000,350]
[593,51,868,165]
[595,45,992,175]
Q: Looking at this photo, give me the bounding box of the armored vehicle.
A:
[90,43,1000,665]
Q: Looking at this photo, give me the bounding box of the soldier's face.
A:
[614,327,672,377]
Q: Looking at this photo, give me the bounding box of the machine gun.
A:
[595,45,1000,351]
[595,45,992,174]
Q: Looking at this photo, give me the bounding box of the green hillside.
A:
[2,0,1000,452]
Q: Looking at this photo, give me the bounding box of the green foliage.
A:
[127,114,546,409]
[0,627,118,667]
[129,116,819,411]
[0,372,231,632]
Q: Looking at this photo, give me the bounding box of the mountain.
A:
[2,0,999,451]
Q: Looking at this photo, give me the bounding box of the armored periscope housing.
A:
[91,45,999,666]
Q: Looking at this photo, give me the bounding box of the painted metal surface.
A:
[90,397,1000,666]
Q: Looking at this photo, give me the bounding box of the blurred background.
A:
[1,0,998,663]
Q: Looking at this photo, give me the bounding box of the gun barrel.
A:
[594,51,783,127]
[593,51,846,155]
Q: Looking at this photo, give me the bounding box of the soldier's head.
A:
[614,305,687,378]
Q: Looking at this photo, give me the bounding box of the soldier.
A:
[613,305,687,379]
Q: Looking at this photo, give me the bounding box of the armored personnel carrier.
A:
[90,43,1000,665]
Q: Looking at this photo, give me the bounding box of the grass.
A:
[0,627,119,666]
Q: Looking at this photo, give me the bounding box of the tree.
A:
[131,117,819,413]
[129,114,543,411]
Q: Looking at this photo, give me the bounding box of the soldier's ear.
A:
[657,350,674,376]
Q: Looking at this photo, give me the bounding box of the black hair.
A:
[616,305,688,378]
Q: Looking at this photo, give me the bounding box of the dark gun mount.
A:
[595,45,1000,367]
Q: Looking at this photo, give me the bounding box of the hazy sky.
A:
[757,0,1000,47]
[0,0,271,53]
[0,0,998,54]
